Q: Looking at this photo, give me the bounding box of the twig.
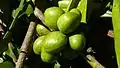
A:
[15,21,36,68]
[15,7,44,68]
[34,7,44,23]
[79,51,105,68]
[86,55,105,68]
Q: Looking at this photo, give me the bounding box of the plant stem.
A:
[0,0,26,53]
[79,53,105,68]
[15,21,36,68]
[3,0,25,39]
[34,7,44,23]
[66,0,80,12]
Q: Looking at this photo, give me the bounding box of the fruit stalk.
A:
[15,21,36,68]
[112,0,120,67]
[66,0,80,12]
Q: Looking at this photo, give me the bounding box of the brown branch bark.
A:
[15,21,36,68]
[34,7,44,23]
[15,7,44,68]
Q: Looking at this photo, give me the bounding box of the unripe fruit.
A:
[69,34,85,51]
[41,47,56,63]
[33,36,45,55]
[43,31,67,53]
[57,12,81,34]
[36,24,50,36]
[44,7,64,31]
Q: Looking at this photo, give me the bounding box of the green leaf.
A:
[3,42,17,63]
[0,61,14,68]
[4,0,26,36]
[100,10,112,18]
[54,61,60,68]
[0,0,26,53]
[12,0,25,18]
[26,4,33,17]
[112,0,120,67]
[12,9,16,18]
[77,0,87,23]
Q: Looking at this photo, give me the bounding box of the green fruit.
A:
[41,47,56,63]
[33,36,45,55]
[69,34,85,51]
[57,12,81,34]
[70,8,81,15]
[44,7,64,31]
[36,24,50,36]
[43,31,67,53]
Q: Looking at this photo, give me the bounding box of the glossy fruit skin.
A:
[57,12,81,34]
[33,36,45,55]
[36,24,50,36]
[70,8,81,15]
[69,34,85,51]
[41,47,56,63]
[43,31,67,54]
[44,7,64,31]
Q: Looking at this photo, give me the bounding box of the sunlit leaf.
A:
[3,42,17,63]
[26,4,33,17]
[54,61,60,68]
[77,0,87,23]
[0,0,27,53]
[112,0,120,67]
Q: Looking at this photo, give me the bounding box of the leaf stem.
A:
[66,0,80,12]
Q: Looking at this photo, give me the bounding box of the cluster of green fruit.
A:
[33,2,86,63]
